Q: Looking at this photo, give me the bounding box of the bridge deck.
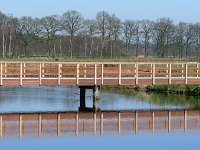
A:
[1,61,200,86]
[0,110,200,138]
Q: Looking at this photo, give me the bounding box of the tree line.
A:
[0,10,200,59]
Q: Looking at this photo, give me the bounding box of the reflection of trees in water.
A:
[146,93,200,109]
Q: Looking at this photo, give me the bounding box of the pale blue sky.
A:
[0,0,199,23]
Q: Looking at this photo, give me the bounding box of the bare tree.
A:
[0,12,7,58]
[83,19,97,57]
[61,10,83,58]
[184,23,195,58]
[194,23,200,60]
[41,15,60,57]
[107,14,121,57]
[122,20,135,54]
[153,18,174,57]
[96,11,110,57]
[141,20,153,57]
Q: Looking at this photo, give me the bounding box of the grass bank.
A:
[147,85,200,96]
[102,85,200,97]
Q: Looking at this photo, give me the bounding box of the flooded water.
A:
[0,86,200,150]
[0,86,200,113]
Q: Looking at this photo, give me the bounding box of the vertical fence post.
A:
[84,64,87,78]
[38,114,42,137]
[76,113,79,136]
[58,64,61,86]
[118,64,122,85]
[19,114,23,139]
[197,64,199,77]
[101,64,104,85]
[152,64,155,85]
[23,63,26,78]
[42,63,44,78]
[76,64,79,86]
[168,110,171,133]
[182,64,184,77]
[0,63,2,86]
[150,64,153,77]
[39,63,42,86]
[166,64,169,77]
[185,64,188,85]
[20,63,23,86]
[184,110,187,132]
[4,63,7,78]
[57,113,61,137]
[100,112,103,135]
[169,64,172,85]
[94,113,96,135]
[94,64,97,85]
[0,115,2,139]
[136,64,138,85]
[152,110,155,133]
[118,112,121,134]
[135,111,138,134]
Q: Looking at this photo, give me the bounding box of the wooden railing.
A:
[0,110,200,139]
[0,62,200,86]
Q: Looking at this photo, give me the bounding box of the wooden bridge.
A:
[0,61,200,86]
[0,109,200,139]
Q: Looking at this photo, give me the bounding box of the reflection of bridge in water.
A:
[0,109,200,139]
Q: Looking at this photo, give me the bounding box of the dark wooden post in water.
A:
[93,85,100,112]
[79,86,100,112]
[79,87,86,111]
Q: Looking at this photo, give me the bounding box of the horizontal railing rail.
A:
[0,62,200,86]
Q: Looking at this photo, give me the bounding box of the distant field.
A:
[0,57,199,62]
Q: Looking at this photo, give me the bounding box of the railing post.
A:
[169,64,171,85]
[168,110,171,133]
[152,110,155,133]
[84,64,87,78]
[101,64,104,85]
[185,64,188,85]
[20,63,23,86]
[152,64,155,85]
[57,113,61,137]
[0,63,2,86]
[135,111,138,134]
[184,110,187,132]
[4,63,7,78]
[182,64,184,77]
[19,114,23,139]
[39,64,42,86]
[23,63,26,78]
[136,64,138,85]
[58,64,61,86]
[118,112,121,134]
[94,113,96,135]
[76,113,79,136]
[42,63,44,78]
[150,64,153,77]
[38,114,42,137]
[0,115,2,139]
[76,64,79,86]
[100,112,103,135]
[94,64,97,85]
[118,64,122,85]
[166,64,169,77]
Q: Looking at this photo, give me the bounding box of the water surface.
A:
[0,86,200,112]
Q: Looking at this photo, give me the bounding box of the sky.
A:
[0,0,199,23]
